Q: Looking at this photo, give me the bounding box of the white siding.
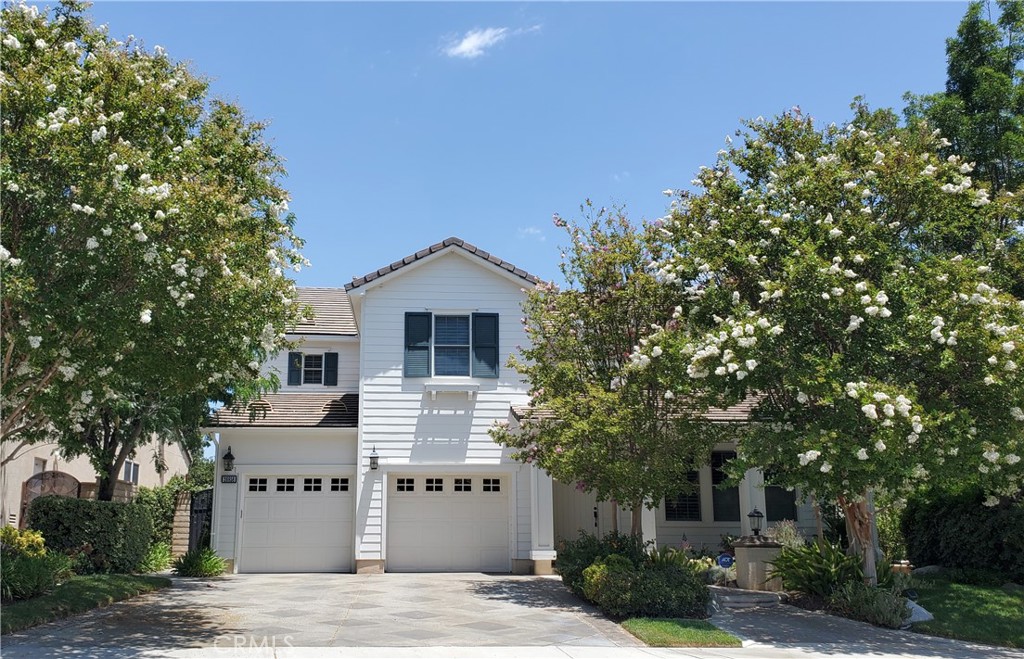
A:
[515,465,531,558]
[264,340,359,392]
[355,251,532,561]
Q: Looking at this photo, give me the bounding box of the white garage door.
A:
[240,474,354,573]
[387,474,510,572]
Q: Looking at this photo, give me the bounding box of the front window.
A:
[434,316,470,376]
[711,451,740,522]
[303,354,323,384]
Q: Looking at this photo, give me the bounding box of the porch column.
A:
[739,468,767,536]
[529,466,556,574]
[641,501,657,546]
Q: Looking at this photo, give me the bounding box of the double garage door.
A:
[387,473,510,572]
[240,474,354,573]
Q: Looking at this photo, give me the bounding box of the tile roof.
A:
[510,396,759,424]
[293,287,357,336]
[345,236,542,291]
[209,393,359,428]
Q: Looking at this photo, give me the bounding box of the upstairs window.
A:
[122,460,140,485]
[404,312,498,378]
[287,352,338,386]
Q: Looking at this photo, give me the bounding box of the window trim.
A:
[288,351,339,387]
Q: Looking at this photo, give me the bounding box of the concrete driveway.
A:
[2,573,640,656]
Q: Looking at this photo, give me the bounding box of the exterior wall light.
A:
[369,446,379,471]
[222,446,235,473]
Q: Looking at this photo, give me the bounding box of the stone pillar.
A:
[733,535,783,591]
[529,467,556,574]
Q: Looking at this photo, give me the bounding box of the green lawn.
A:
[911,576,1024,648]
[621,618,743,647]
[1,574,171,635]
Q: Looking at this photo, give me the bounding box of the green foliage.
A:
[28,496,152,574]
[172,546,225,577]
[828,581,908,629]
[555,531,648,596]
[490,206,724,531]
[874,493,907,561]
[1,574,170,635]
[0,550,73,603]
[765,520,807,550]
[0,0,306,498]
[582,556,710,619]
[769,541,863,597]
[138,542,172,574]
[911,575,1024,647]
[0,526,46,558]
[648,545,692,568]
[902,488,1024,583]
[134,482,180,546]
[188,457,215,490]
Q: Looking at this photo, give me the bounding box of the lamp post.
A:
[748,507,764,536]
[222,446,235,473]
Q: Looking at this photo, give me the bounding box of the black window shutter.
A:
[472,313,499,378]
[323,352,339,386]
[405,312,431,377]
[287,352,303,386]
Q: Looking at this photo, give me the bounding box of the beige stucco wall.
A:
[0,434,191,527]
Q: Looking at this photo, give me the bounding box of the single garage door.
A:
[387,474,510,572]
[240,474,354,573]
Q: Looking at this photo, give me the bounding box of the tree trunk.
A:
[630,502,643,538]
[839,491,877,585]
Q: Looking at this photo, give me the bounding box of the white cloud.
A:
[443,25,541,59]
[517,227,545,242]
[445,27,509,59]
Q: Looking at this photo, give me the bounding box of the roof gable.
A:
[345,237,541,292]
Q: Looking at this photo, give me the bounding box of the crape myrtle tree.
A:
[629,104,1024,582]
[905,0,1024,298]
[490,205,726,536]
[0,1,307,499]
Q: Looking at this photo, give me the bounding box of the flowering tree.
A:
[491,205,724,536]
[1,1,306,499]
[632,104,1024,581]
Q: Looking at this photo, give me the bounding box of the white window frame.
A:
[302,354,324,385]
[432,315,471,377]
[122,460,140,485]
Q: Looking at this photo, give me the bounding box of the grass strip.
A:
[2,574,171,635]
[911,576,1023,648]
[621,617,743,647]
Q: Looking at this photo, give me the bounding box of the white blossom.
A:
[140,309,152,324]
[857,448,869,460]
[86,236,99,250]
[820,461,832,473]
[27,336,41,349]
[862,404,878,419]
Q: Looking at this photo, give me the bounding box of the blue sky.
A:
[87,1,968,286]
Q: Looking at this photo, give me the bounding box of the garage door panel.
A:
[240,474,353,573]
[387,474,509,572]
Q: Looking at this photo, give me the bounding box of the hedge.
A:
[28,496,153,574]
[901,488,1024,584]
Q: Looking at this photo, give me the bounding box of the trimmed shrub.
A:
[902,488,1024,584]
[0,550,73,602]
[138,541,173,573]
[828,581,908,629]
[28,496,153,574]
[173,547,226,577]
[134,481,181,547]
[582,555,709,618]
[0,526,46,557]
[556,531,648,597]
[769,540,863,597]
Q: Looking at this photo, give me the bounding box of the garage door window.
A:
[483,478,501,492]
[249,477,268,492]
[454,478,471,492]
[303,477,322,492]
[331,477,349,492]
[397,477,414,492]
[276,478,295,492]
[426,477,443,492]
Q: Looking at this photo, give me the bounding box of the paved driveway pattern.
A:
[2,573,640,656]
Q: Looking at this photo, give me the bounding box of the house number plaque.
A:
[220,474,238,484]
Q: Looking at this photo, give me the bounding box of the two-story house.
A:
[207,237,817,574]
[207,238,558,574]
